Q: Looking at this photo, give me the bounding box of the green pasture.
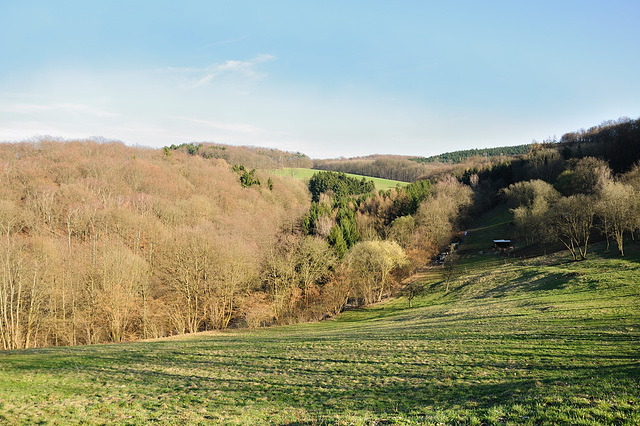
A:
[269,168,408,191]
[1,214,640,424]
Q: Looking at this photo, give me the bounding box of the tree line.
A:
[410,144,530,164]
[313,157,431,182]
[503,157,640,259]
[311,116,640,197]
[558,116,640,174]
[167,142,313,170]
[313,151,529,185]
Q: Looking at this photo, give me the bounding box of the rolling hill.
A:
[269,167,408,191]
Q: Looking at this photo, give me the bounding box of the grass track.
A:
[269,168,408,191]
[1,217,639,424]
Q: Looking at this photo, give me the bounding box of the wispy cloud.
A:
[165,54,276,88]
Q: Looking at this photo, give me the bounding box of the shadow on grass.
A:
[475,271,570,298]
[30,345,640,422]
[5,322,639,423]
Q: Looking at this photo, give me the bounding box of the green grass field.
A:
[269,168,408,191]
[1,209,639,425]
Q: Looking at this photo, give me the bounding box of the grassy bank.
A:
[269,167,408,191]
[1,225,639,424]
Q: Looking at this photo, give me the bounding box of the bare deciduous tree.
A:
[503,180,560,245]
[549,194,596,261]
[159,228,214,334]
[596,181,638,256]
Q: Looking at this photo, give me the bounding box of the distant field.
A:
[269,167,408,191]
[1,208,639,425]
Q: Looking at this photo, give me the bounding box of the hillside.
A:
[1,140,483,352]
[269,167,408,191]
[409,143,531,164]
[312,149,526,183]
[166,142,313,170]
[311,116,640,186]
[0,140,312,348]
[1,206,638,424]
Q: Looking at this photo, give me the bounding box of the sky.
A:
[1,1,639,159]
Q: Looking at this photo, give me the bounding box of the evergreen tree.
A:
[328,225,347,258]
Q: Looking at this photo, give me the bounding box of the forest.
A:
[409,143,531,164]
[0,140,475,350]
[0,141,313,349]
[1,116,639,350]
[166,141,313,170]
[313,157,433,182]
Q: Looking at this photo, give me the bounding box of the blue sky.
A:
[1,1,639,158]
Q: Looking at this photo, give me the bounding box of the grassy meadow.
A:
[1,209,639,425]
[269,168,408,191]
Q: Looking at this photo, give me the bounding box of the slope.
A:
[0,209,639,425]
[269,167,408,191]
